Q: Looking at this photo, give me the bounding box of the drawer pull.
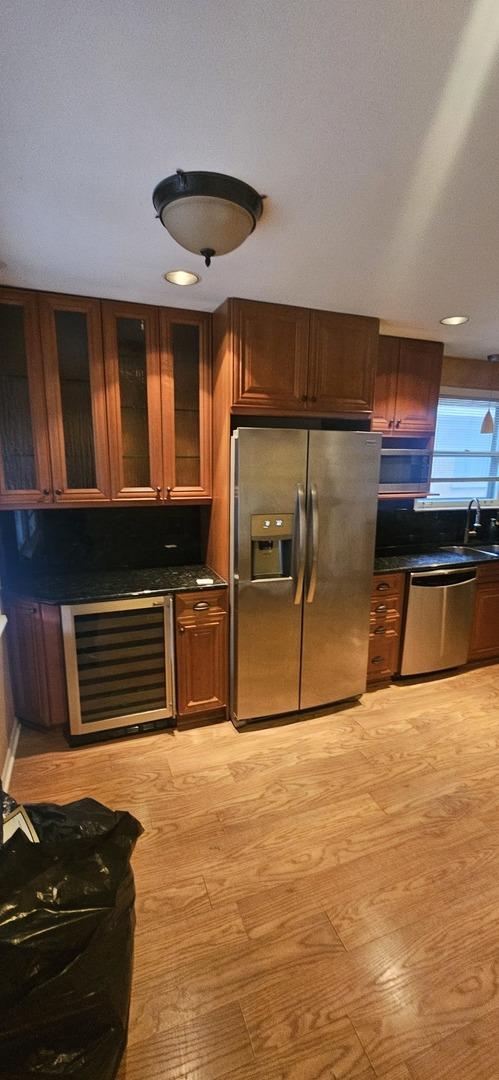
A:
[371,656,384,665]
[376,582,390,591]
[193,601,210,611]
[374,626,386,635]
[375,604,388,613]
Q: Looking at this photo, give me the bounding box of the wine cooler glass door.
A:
[61,596,174,735]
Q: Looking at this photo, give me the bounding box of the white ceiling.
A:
[2,0,499,358]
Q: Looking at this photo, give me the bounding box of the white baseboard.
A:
[2,719,21,792]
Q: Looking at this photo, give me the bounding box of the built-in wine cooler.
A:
[61,596,175,737]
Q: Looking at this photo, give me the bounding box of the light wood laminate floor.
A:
[11,663,499,1079]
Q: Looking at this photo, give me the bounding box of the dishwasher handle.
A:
[410,568,477,588]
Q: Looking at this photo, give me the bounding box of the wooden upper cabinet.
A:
[372,335,400,432]
[373,335,443,434]
[102,300,164,501]
[396,338,443,433]
[231,299,310,411]
[0,288,52,506]
[308,310,378,415]
[38,293,111,503]
[159,309,211,500]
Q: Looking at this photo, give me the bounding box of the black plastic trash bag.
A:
[0,798,143,1080]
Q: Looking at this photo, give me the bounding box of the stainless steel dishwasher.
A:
[400,566,477,676]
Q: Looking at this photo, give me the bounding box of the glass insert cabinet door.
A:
[0,289,52,505]
[159,309,212,500]
[38,294,111,502]
[103,300,164,501]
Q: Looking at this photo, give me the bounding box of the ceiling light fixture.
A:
[153,169,264,267]
[163,269,200,286]
[439,315,469,326]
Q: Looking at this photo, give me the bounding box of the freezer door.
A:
[231,427,308,723]
[300,430,381,709]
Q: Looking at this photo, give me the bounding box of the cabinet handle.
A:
[165,486,173,500]
[193,601,209,611]
[21,606,37,615]
[377,582,390,591]
[395,419,401,428]
[374,626,386,635]
[371,656,384,665]
[155,486,162,500]
[388,419,394,428]
[375,604,388,613]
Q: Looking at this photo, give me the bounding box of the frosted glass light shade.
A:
[160,196,254,257]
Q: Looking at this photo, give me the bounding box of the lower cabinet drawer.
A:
[367,631,400,683]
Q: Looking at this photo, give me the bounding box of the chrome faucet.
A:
[464,497,482,544]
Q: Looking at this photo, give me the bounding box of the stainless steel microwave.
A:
[379,448,432,494]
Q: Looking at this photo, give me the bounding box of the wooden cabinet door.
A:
[308,310,378,415]
[372,335,399,432]
[38,294,111,503]
[394,338,443,433]
[231,299,310,411]
[0,288,52,506]
[6,599,50,727]
[159,308,212,501]
[175,591,228,719]
[469,582,499,660]
[102,301,164,501]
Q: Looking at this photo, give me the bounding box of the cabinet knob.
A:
[388,419,394,428]
[166,486,173,499]
[39,488,50,501]
[156,486,162,499]
[310,396,317,403]
[395,419,401,428]
[179,625,186,633]
[54,488,63,496]
[301,395,308,402]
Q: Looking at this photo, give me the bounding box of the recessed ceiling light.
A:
[163,269,200,286]
[439,315,469,326]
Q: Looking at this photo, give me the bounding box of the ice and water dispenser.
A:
[251,513,293,579]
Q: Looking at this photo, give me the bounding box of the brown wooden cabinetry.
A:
[308,309,378,414]
[0,286,211,508]
[373,336,443,435]
[367,572,406,685]
[469,562,499,661]
[175,589,228,726]
[5,597,68,728]
[222,297,379,417]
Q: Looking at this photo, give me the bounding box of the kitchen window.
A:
[416,388,499,509]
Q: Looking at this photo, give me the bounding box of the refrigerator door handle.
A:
[293,483,307,605]
[306,483,319,604]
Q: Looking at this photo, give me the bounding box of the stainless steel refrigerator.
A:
[230,427,381,725]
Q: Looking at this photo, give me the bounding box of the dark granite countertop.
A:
[3,565,227,605]
[374,548,499,573]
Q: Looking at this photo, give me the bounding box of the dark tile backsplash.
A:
[375,501,499,553]
[0,506,204,585]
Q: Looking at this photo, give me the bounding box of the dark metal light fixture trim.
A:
[152,169,264,266]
